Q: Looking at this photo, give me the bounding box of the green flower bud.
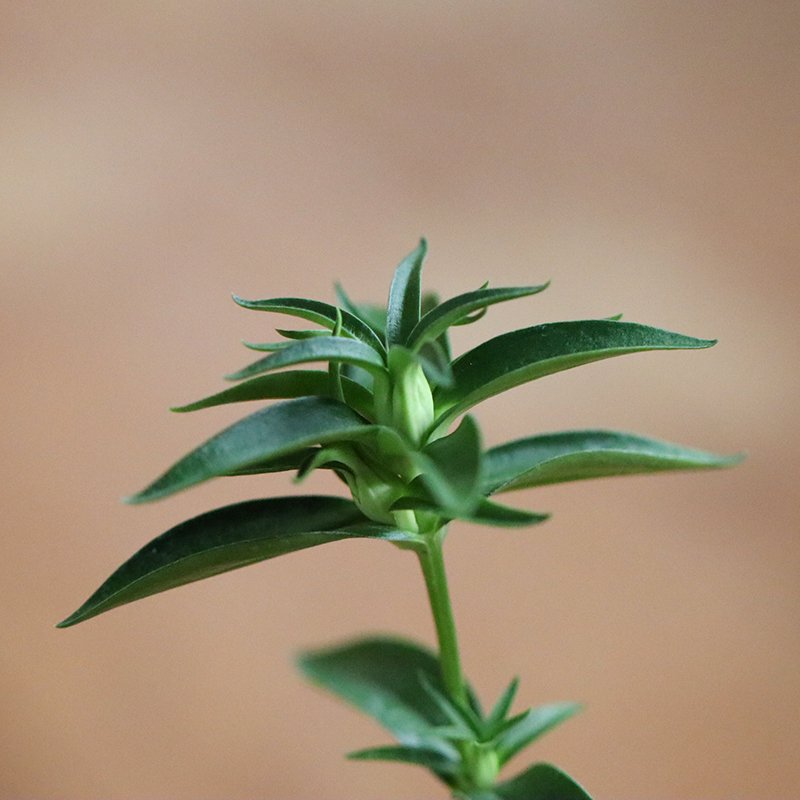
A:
[466,742,500,790]
[388,346,434,446]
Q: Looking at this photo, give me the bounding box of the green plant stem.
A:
[416,527,468,708]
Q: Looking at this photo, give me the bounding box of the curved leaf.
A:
[276,328,330,340]
[232,295,385,354]
[334,283,387,339]
[298,635,471,749]
[433,320,716,429]
[57,496,408,628]
[171,370,374,419]
[347,744,459,780]
[407,283,549,351]
[468,499,549,528]
[492,763,593,800]
[226,336,386,382]
[420,415,482,515]
[127,397,372,504]
[386,238,427,347]
[483,430,743,495]
[495,703,582,765]
[393,495,548,529]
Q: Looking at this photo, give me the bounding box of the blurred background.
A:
[2,2,798,798]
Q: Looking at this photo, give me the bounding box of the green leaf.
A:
[407,283,549,351]
[433,320,716,429]
[490,762,593,800]
[347,744,459,779]
[276,328,331,340]
[232,295,385,354]
[334,283,387,339]
[170,370,374,419]
[225,450,316,476]
[484,677,519,734]
[127,397,373,504]
[468,499,549,528]
[226,336,386,382]
[495,703,582,765]
[57,496,409,628]
[298,635,461,748]
[418,339,455,388]
[483,430,743,495]
[393,496,548,529]
[386,238,427,347]
[420,416,482,514]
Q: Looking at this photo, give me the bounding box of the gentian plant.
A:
[59,241,740,799]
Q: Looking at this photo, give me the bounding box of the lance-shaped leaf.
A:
[335,283,387,339]
[347,744,459,783]
[276,328,331,340]
[495,703,582,765]
[407,283,550,352]
[483,429,743,495]
[419,415,482,515]
[433,320,716,429]
[226,336,386,383]
[393,496,548,529]
[483,762,593,800]
[298,636,469,748]
[57,496,409,628]
[127,397,373,504]
[386,238,427,347]
[232,295,385,354]
[171,370,374,419]
[418,339,454,388]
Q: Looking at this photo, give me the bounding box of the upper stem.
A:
[416,526,468,707]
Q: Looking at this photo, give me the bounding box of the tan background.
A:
[2,3,798,798]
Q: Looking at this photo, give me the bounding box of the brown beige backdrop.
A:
[2,3,798,798]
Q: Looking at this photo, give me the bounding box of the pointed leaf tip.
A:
[57,496,409,628]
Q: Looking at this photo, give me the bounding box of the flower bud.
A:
[388,347,434,446]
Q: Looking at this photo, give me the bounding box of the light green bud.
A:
[467,743,500,790]
[388,346,434,446]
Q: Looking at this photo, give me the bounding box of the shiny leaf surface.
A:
[58,496,407,628]
[483,429,742,494]
[127,397,372,504]
[232,295,385,354]
[225,336,386,382]
[434,320,716,428]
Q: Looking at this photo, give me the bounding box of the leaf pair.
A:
[298,636,587,797]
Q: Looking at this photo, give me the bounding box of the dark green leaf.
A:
[421,416,482,514]
[226,336,386,382]
[347,744,459,780]
[393,496,548,529]
[434,320,716,429]
[418,339,455,388]
[417,671,483,737]
[491,762,592,800]
[334,283,387,338]
[276,328,330,340]
[127,397,372,504]
[484,678,519,734]
[386,238,427,347]
[298,635,463,748]
[57,496,408,628]
[468,499,549,528]
[225,450,315,476]
[408,283,549,351]
[495,703,582,765]
[170,370,374,419]
[483,430,743,495]
[232,295,385,354]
